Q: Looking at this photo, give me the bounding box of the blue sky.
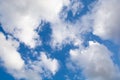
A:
[0,0,120,80]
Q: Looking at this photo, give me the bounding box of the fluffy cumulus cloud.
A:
[0,32,24,70]
[0,0,70,48]
[0,32,59,80]
[5,52,59,80]
[92,0,120,44]
[68,41,120,80]
[40,52,59,75]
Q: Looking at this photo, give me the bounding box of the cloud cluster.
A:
[0,33,59,80]
[0,0,120,80]
[0,32,24,70]
[65,0,120,79]
[0,0,70,79]
[11,52,59,80]
[51,14,91,49]
[92,0,120,44]
[51,22,82,49]
[68,41,120,80]
[0,0,70,48]
[50,0,92,49]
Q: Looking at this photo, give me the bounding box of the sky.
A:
[0,0,120,80]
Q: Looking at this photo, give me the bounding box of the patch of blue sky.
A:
[0,24,6,35]
[0,66,15,80]
[39,22,52,45]
[63,0,96,23]
[18,43,36,63]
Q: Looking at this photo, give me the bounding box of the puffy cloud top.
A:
[0,32,24,70]
[69,41,120,80]
[92,0,120,44]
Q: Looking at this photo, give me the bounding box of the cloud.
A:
[50,13,91,49]
[0,0,120,80]
[0,0,70,48]
[0,32,24,70]
[49,0,83,49]
[60,0,84,18]
[0,32,59,80]
[70,0,84,16]
[68,41,120,80]
[92,0,120,44]
[51,21,82,49]
[40,52,59,75]
[50,0,93,49]
[8,52,59,80]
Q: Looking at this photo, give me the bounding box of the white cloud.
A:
[49,0,83,49]
[51,21,82,49]
[60,0,84,18]
[0,32,59,79]
[68,41,120,80]
[70,0,83,16]
[40,52,59,75]
[0,0,70,48]
[8,52,59,80]
[0,32,24,70]
[50,13,92,49]
[1,0,120,80]
[92,0,120,44]
[0,0,70,79]
[50,0,93,49]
